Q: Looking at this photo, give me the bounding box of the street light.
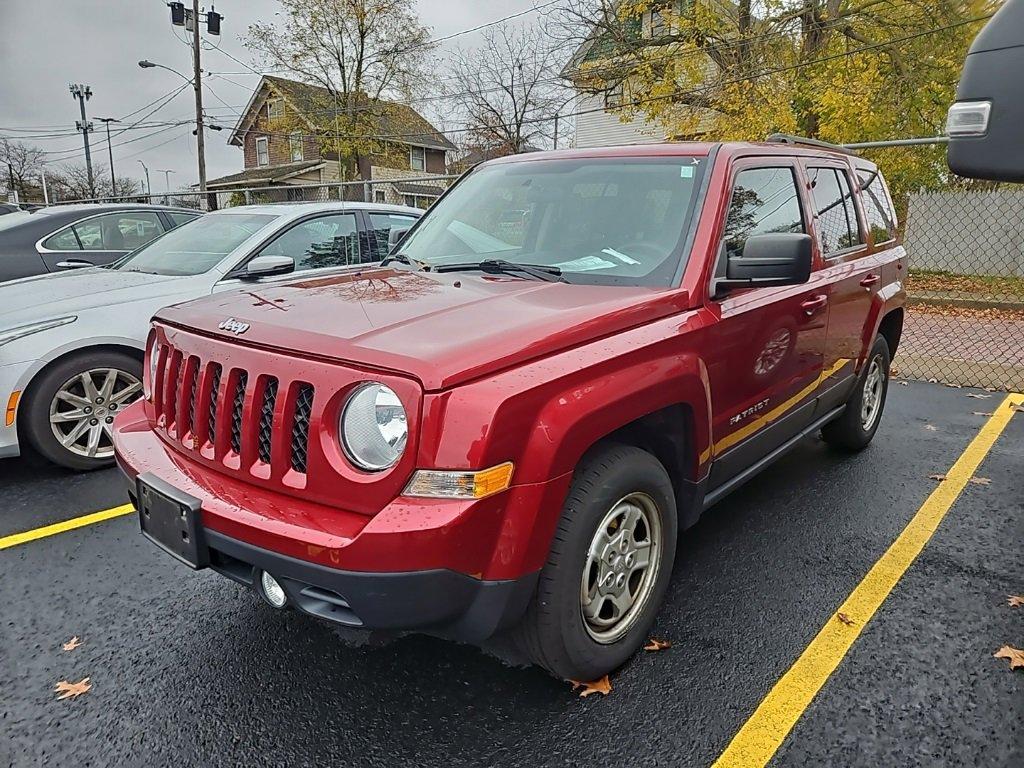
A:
[137,60,192,83]
[155,169,175,205]
[94,117,120,197]
[138,160,152,201]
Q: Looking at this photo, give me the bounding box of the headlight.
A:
[340,382,408,471]
[0,316,76,347]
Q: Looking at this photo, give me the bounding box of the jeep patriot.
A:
[113,140,906,680]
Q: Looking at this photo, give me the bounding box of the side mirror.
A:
[388,227,410,252]
[242,255,294,279]
[717,233,812,293]
[947,0,1024,181]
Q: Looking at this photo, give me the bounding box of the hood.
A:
[0,268,186,326]
[155,267,688,390]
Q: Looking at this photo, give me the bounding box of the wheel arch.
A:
[877,307,904,357]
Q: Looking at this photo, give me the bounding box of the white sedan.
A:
[0,201,422,470]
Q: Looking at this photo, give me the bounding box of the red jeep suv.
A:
[114,140,905,680]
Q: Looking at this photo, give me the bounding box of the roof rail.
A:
[764,133,858,155]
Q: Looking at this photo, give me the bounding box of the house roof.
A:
[205,160,326,189]
[229,76,456,152]
[392,181,446,197]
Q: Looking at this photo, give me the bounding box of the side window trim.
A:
[37,209,151,253]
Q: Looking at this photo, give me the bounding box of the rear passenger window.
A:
[722,167,805,259]
[43,227,80,251]
[808,168,863,254]
[857,170,897,244]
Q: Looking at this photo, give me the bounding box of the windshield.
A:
[398,157,707,286]
[114,213,276,276]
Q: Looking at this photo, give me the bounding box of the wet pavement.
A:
[1,380,1021,767]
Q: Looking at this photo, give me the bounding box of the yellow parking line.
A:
[0,504,134,551]
[712,392,1023,768]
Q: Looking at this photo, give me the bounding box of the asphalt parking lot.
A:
[2,380,1021,768]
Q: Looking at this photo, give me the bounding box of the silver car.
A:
[0,201,422,470]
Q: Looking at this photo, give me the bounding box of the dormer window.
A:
[410,146,426,171]
[267,98,284,120]
[604,81,624,109]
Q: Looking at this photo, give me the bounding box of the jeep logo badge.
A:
[218,317,250,335]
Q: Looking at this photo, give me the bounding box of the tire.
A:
[821,335,891,451]
[511,443,678,680]
[23,350,143,471]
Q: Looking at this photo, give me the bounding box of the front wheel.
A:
[511,443,678,680]
[23,350,143,471]
[822,335,891,451]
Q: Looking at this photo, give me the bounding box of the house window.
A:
[410,146,426,172]
[403,194,434,210]
[289,132,303,162]
[256,137,269,167]
[267,98,284,120]
[604,82,624,109]
[374,189,386,203]
[649,9,668,36]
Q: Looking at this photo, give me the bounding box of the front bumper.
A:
[114,401,564,641]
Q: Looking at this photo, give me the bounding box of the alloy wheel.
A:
[860,355,885,430]
[48,368,142,460]
[580,492,663,644]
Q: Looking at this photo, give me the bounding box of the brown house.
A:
[207,76,456,206]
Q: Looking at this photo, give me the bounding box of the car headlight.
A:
[340,382,408,471]
[0,316,77,347]
[145,337,161,400]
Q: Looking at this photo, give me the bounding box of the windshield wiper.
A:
[435,259,565,283]
[380,252,430,270]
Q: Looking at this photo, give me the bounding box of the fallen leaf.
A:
[966,393,992,399]
[993,646,1024,671]
[1012,405,1024,413]
[928,474,947,482]
[54,678,91,700]
[924,424,937,432]
[571,676,612,698]
[972,411,994,417]
[898,381,909,387]
[837,612,856,626]
[61,636,83,652]
[969,477,992,486]
[889,366,900,376]
[643,638,672,652]
[1008,595,1024,608]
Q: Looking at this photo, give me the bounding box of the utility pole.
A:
[138,160,152,200]
[69,84,95,198]
[155,169,175,205]
[6,163,17,205]
[95,117,120,198]
[190,0,206,198]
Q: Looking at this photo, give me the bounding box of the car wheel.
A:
[821,335,891,451]
[511,443,678,680]
[24,350,143,471]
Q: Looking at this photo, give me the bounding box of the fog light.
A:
[259,570,287,608]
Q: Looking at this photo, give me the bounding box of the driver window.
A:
[722,167,805,262]
[258,214,360,270]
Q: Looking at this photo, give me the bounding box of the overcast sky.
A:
[0,0,555,193]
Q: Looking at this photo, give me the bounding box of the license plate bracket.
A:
[137,473,207,569]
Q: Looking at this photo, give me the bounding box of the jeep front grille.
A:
[230,372,247,455]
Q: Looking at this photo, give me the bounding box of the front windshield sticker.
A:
[555,255,618,272]
[601,248,641,265]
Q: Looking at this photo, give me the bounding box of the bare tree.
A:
[447,24,569,157]
[0,139,45,198]
[48,164,141,201]
[245,0,434,171]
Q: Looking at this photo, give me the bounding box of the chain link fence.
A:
[877,163,1024,392]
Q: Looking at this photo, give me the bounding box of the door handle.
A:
[55,260,94,269]
[800,294,828,316]
[859,273,881,289]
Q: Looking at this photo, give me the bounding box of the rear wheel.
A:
[511,443,678,680]
[24,350,143,471]
[821,335,891,451]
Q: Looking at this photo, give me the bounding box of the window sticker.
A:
[555,255,618,272]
